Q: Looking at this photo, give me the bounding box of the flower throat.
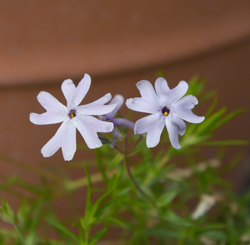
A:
[162,106,170,117]
[68,109,76,119]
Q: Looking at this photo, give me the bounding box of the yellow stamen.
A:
[163,112,168,116]
[69,110,76,119]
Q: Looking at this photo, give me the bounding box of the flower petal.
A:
[61,120,77,161]
[61,79,76,108]
[134,114,165,148]
[174,110,205,124]
[41,119,71,158]
[112,118,135,129]
[171,95,205,123]
[126,98,159,114]
[136,80,160,109]
[74,115,114,149]
[78,115,114,132]
[30,112,66,125]
[62,74,91,109]
[37,91,67,114]
[165,118,181,149]
[72,74,91,108]
[171,96,204,123]
[157,80,189,107]
[77,103,116,116]
[86,93,112,106]
[105,94,124,119]
[173,95,198,110]
[155,77,170,105]
[166,80,189,106]
[168,115,186,136]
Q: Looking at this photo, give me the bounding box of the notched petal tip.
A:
[146,142,154,148]
[29,113,37,123]
[62,151,75,161]
[61,78,74,87]
[193,115,205,124]
[135,79,149,88]
[174,80,189,97]
[199,116,205,122]
[189,115,205,124]
[106,121,115,132]
[41,144,55,158]
[37,90,50,97]
[68,73,92,108]
[155,77,167,83]
[79,73,91,87]
[125,98,134,107]
[126,98,133,103]
[105,93,112,101]
[104,94,124,119]
[113,94,124,102]
[179,80,188,86]
[188,95,199,105]
[83,73,91,80]
[41,148,49,158]
[64,156,73,161]
[37,91,45,100]
[37,91,53,104]
[173,144,181,150]
[112,94,124,108]
[177,80,188,90]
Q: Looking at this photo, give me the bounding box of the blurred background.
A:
[0,0,250,228]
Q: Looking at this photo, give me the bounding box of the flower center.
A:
[68,109,76,119]
[162,106,170,117]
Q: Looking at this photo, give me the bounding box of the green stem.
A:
[113,145,124,154]
[124,155,157,208]
[13,222,25,245]
[95,149,109,186]
[123,135,158,208]
[84,228,89,245]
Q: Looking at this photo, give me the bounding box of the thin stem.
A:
[95,149,109,186]
[84,228,89,245]
[111,132,157,207]
[124,155,157,208]
[13,222,25,245]
[124,135,158,208]
[113,145,124,154]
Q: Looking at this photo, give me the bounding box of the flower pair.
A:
[30,74,204,161]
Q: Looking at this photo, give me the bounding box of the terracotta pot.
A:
[0,1,250,85]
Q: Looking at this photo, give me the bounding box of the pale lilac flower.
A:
[30,74,116,161]
[100,94,134,147]
[126,78,205,149]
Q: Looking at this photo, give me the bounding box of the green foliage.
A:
[0,76,248,244]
